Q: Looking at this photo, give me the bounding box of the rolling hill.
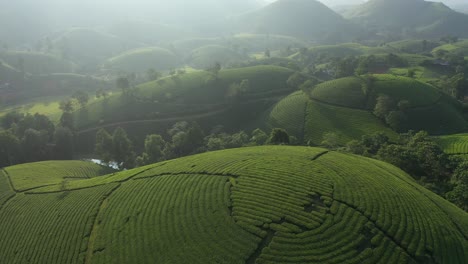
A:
[73,65,294,152]
[233,0,357,42]
[269,91,398,145]
[0,146,466,263]
[50,28,143,67]
[435,133,468,155]
[268,74,467,145]
[305,74,467,135]
[0,51,76,75]
[104,47,180,73]
[188,45,247,69]
[344,0,468,38]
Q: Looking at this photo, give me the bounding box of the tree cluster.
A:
[0,112,74,167]
[95,122,294,169]
[345,131,467,211]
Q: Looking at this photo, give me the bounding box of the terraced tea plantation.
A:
[269,91,397,144]
[435,133,468,155]
[0,146,466,263]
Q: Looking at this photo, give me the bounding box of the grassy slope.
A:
[3,160,112,192]
[372,74,441,107]
[310,77,367,109]
[0,146,466,263]
[51,27,142,65]
[435,133,468,154]
[433,40,468,56]
[75,65,293,129]
[105,47,179,72]
[0,51,76,74]
[188,45,246,69]
[304,75,467,135]
[386,39,440,53]
[269,91,397,144]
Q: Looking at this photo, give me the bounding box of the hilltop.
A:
[233,0,357,42]
[104,47,180,73]
[0,146,466,263]
[344,0,468,38]
[269,74,467,145]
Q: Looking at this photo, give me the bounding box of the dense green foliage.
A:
[346,131,468,210]
[0,147,466,263]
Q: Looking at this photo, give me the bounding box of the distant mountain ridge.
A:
[233,0,359,42]
[344,0,468,38]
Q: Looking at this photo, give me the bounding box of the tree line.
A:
[93,122,292,170]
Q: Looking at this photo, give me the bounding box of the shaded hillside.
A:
[344,0,468,38]
[269,74,467,145]
[0,51,76,75]
[0,146,466,263]
[233,0,358,42]
[50,28,143,68]
[104,47,180,73]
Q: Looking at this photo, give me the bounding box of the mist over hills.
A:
[344,0,468,38]
[233,0,358,42]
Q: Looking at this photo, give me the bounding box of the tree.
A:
[54,127,74,160]
[140,134,165,165]
[287,72,307,90]
[94,129,113,163]
[226,79,249,101]
[374,95,394,119]
[446,161,468,211]
[60,112,74,130]
[269,128,290,145]
[21,129,49,162]
[112,127,135,169]
[72,91,89,108]
[146,68,161,82]
[385,111,406,132]
[116,77,130,94]
[1,111,24,129]
[251,129,268,145]
[0,130,21,167]
[299,80,317,95]
[59,99,74,113]
[207,62,221,80]
[321,132,340,149]
[164,122,205,158]
[264,49,271,58]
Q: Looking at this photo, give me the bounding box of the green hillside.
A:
[107,20,195,45]
[304,43,389,57]
[104,47,179,72]
[3,160,112,192]
[188,45,246,69]
[0,51,76,74]
[310,77,367,109]
[74,65,294,151]
[305,74,467,135]
[344,0,468,38]
[435,133,468,155]
[0,146,466,263]
[386,39,441,54]
[433,40,468,56]
[269,91,397,144]
[234,0,356,41]
[173,34,306,56]
[51,27,142,66]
